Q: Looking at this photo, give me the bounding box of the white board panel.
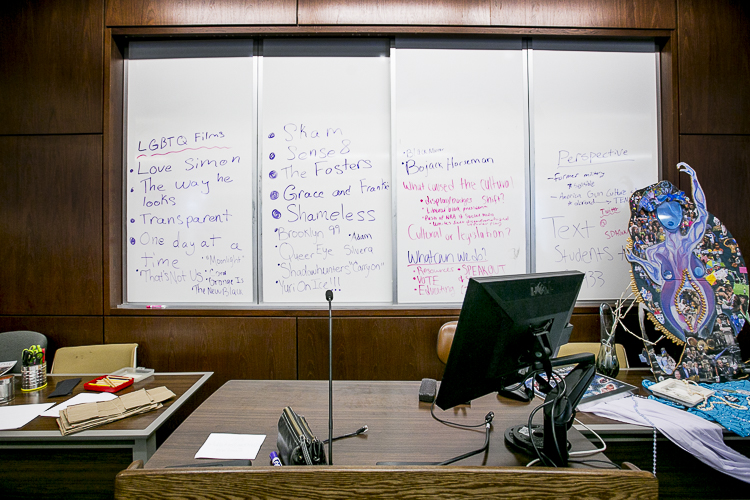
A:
[532,47,659,300]
[394,45,528,303]
[125,53,255,303]
[259,47,393,304]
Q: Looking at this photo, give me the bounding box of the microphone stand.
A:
[326,289,334,465]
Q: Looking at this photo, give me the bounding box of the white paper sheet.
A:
[0,403,55,430]
[41,392,117,417]
[195,433,266,460]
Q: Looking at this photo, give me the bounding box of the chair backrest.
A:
[115,461,658,500]
[51,343,138,374]
[557,342,630,369]
[0,330,48,374]
[437,321,457,364]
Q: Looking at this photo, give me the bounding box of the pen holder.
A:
[21,362,47,392]
[0,375,15,403]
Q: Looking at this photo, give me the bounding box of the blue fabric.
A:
[687,380,750,437]
[643,378,750,437]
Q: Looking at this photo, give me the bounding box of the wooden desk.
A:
[145,379,603,468]
[0,372,211,500]
[119,380,656,500]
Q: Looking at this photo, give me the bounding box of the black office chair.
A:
[0,330,48,374]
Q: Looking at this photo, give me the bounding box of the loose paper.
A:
[0,403,55,430]
[41,392,117,417]
[195,433,266,460]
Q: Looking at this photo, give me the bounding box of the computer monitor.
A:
[434,271,595,467]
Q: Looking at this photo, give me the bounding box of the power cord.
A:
[322,425,368,444]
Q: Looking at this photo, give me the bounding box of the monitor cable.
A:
[525,416,609,467]
[376,409,494,466]
[526,370,567,467]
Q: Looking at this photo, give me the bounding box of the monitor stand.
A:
[504,423,570,456]
[498,384,534,402]
[503,353,596,467]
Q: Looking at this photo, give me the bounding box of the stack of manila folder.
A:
[56,386,175,435]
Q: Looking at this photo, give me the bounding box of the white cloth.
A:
[584,395,750,484]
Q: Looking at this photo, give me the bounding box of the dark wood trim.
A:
[659,35,680,184]
[105,29,126,310]
[110,26,673,37]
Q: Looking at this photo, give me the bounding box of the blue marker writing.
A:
[270,451,282,466]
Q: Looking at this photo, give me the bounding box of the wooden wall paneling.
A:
[678,0,750,134]
[0,0,103,135]
[298,317,456,381]
[104,316,297,390]
[0,316,104,365]
[105,0,297,27]
[490,0,675,29]
[679,135,750,260]
[659,34,680,185]
[106,32,125,309]
[0,136,103,315]
[568,313,599,344]
[299,0,491,26]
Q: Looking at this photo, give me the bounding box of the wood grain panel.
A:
[298,316,457,381]
[0,136,103,315]
[678,0,750,134]
[0,0,102,135]
[491,0,675,28]
[679,135,750,259]
[106,0,296,26]
[105,317,297,391]
[0,316,104,363]
[299,0,491,26]
[300,0,673,27]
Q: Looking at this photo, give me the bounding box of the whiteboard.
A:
[122,38,663,307]
[125,41,255,303]
[259,40,393,304]
[531,41,659,301]
[394,40,528,303]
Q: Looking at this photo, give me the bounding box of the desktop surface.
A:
[0,372,211,500]
[1,372,209,436]
[145,379,606,469]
